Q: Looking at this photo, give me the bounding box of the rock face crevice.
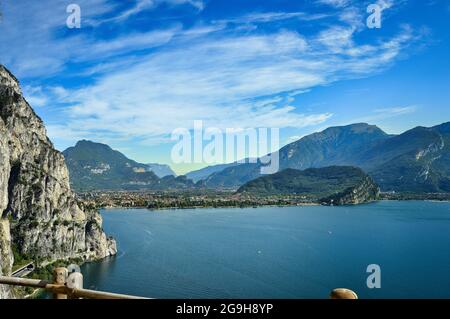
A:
[320,176,380,205]
[0,65,116,298]
[238,166,380,205]
[2,161,20,218]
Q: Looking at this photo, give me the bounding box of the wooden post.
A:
[53,267,68,299]
[330,288,358,299]
[66,272,83,299]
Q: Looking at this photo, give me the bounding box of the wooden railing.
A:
[0,267,149,299]
[0,267,358,299]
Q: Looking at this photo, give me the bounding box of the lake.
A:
[80,201,450,299]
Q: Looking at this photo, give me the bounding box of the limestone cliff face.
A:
[0,219,13,298]
[320,176,380,206]
[0,65,116,298]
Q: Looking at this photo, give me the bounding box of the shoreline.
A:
[100,202,321,212]
[79,190,450,214]
[98,198,450,213]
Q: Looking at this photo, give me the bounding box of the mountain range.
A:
[145,163,176,178]
[200,122,450,193]
[186,163,239,182]
[238,166,380,205]
[63,140,192,191]
[62,123,450,194]
[0,65,116,298]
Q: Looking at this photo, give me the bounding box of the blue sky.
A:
[0,0,449,174]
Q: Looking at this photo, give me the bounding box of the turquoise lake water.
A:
[80,201,450,299]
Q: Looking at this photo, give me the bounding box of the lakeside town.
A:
[75,191,450,211]
[76,191,321,210]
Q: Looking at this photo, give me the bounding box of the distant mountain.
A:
[364,123,450,193]
[279,123,390,170]
[0,65,115,299]
[145,163,176,178]
[186,162,239,182]
[200,122,450,193]
[238,166,380,205]
[201,123,389,188]
[63,121,450,194]
[201,163,261,189]
[63,140,193,191]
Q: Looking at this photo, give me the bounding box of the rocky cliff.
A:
[320,175,380,205]
[198,122,450,193]
[0,219,13,298]
[238,166,380,205]
[0,65,116,298]
[62,140,195,191]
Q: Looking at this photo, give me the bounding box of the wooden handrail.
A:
[1,272,357,300]
[0,275,150,299]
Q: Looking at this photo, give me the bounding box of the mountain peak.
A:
[322,123,386,135]
[0,65,21,94]
[63,141,186,190]
[0,65,17,80]
[432,121,450,134]
[292,123,388,146]
[0,65,116,295]
[75,139,110,148]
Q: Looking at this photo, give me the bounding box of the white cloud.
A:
[77,27,181,59]
[22,86,48,108]
[90,0,205,26]
[316,0,351,8]
[93,0,155,24]
[215,11,330,25]
[0,0,116,76]
[352,106,418,123]
[376,0,394,10]
[374,106,417,115]
[0,1,421,147]
[0,1,203,77]
[167,0,205,11]
[47,24,415,144]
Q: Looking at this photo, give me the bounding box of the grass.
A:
[11,244,32,272]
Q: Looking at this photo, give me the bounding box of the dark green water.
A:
[80,201,450,298]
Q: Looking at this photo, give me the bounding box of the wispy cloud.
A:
[214,11,330,25]
[169,0,205,11]
[0,0,202,77]
[374,106,418,115]
[316,0,351,8]
[93,0,155,24]
[0,0,423,148]
[22,86,48,108]
[90,0,205,25]
[352,105,418,123]
[47,24,416,144]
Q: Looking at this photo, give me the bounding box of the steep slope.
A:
[145,163,176,178]
[201,122,450,193]
[0,66,116,298]
[238,166,380,205]
[201,163,261,189]
[0,219,13,298]
[279,123,389,170]
[63,140,194,191]
[366,123,450,192]
[186,162,240,183]
[202,123,389,188]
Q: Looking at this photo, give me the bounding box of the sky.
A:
[0,0,449,174]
